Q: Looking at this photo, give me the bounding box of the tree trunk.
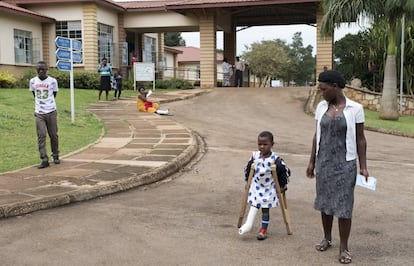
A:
[379,55,399,120]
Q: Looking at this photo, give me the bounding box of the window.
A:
[56,21,82,64]
[14,29,36,64]
[98,23,114,64]
[143,36,156,64]
[56,21,82,41]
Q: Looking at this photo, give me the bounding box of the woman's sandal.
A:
[339,249,352,264]
[315,239,332,251]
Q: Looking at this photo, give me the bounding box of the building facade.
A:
[0,0,330,88]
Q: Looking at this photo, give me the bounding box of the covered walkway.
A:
[120,0,332,88]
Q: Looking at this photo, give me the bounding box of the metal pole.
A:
[400,14,405,115]
[70,39,75,123]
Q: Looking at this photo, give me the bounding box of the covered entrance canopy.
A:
[121,0,331,88]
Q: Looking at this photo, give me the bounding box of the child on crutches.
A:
[238,131,291,240]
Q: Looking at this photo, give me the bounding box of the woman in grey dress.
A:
[306,70,369,264]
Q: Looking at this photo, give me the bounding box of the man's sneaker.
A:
[257,228,268,240]
[38,160,50,169]
[52,155,60,164]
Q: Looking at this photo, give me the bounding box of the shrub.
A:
[0,71,17,88]
[48,69,70,88]
[17,68,100,90]
[155,79,170,89]
[15,68,36,88]
[123,69,136,90]
[73,70,100,90]
[155,78,194,90]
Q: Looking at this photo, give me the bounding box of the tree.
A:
[334,32,381,90]
[321,0,414,120]
[164,32,186,46]
[289,32,315,86]
[241,39,291,87]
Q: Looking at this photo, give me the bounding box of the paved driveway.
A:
[1,87,413,265]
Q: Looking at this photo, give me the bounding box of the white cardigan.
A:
[314,97,365,161]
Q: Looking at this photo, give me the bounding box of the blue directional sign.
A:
[72,51,83,63]
[56,60,72,71]
[55,48,71,60]
[72,40,82,51]
[55,36,71,49]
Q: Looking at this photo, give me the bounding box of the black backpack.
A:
[244,157,291,190]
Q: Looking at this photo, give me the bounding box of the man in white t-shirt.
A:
[29,61,60,169]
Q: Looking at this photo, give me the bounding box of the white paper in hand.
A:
[356,174,377,191]
[147,90,152,98]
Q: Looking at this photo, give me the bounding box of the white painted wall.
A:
[97,7,119,43]
[25,4,85,65]
[27,4,82,20]
[164,51,175,78]
[0,14,42,65]
[124,11,198,29]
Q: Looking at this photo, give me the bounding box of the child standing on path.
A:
[239,131,290,240]
[114,70,122,100]
[29,61,60,169]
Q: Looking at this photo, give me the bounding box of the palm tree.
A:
[320,0,414,120]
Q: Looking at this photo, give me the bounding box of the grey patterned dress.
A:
[314,112,357,219]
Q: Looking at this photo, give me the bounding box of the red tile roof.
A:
[171,46,223,63]
[117,0,319,11]
[0,1,55,22]
[164,46,183,54]
[10,0,125,12]
[166,0,318,9]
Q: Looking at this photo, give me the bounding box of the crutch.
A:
[237,163,255,228]
[271,164,292,235]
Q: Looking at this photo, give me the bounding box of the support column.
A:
[157,32,165,79]
[316,8,333,77]
[199,11,217,89]
[224,19,236,86]
[223,19,236,66]
[118,13,129,80]
[83,3,98,70]
[41,23,52,66]
[307,8,334,114]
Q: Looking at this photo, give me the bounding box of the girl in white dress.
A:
[239,131,290,240]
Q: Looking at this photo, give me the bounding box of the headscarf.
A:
[318,70,346,88]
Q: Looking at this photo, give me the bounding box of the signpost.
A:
[134,62,155,91]
[56,60,72,71]
[55,36,71,49]
[55,36,82,123]
[72,51,82,63]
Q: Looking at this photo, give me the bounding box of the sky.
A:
[182,22,369,56]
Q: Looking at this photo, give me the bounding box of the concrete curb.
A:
[0,130,202,219]
[0,89,208,218]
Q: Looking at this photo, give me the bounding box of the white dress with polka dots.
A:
[247,151,279,209]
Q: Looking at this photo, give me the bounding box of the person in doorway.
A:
[114,70,123,100]
[222,57,233,87]
[234,56,245,87]
[29,61,60,169]
[97,57,112,100]
[137,87,169,115]
[306,70,369,264]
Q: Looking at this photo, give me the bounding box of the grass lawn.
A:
[0,88,138,172]
[364,109,414,136]
[1,88,413,173]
